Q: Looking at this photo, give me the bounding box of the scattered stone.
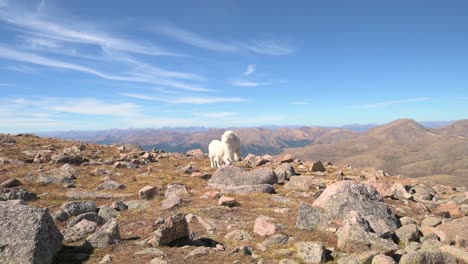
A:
[440,245,468,263]
[98,254,112,264]
[98,206,120,222]
[68,212,104,228]
[0,201,63,264]
[0,178,22,188]
[295,242,325,264]
[86,219,121,248]
[135,248,165,257]
[205,191,221,199]
[276,154,295,163]
[63,219,98,243]
[111,201,128,211]
[57,200,97,221]
[66,190,133,200]
[221,184,275,194]
[150,258,167,264]
[437,202,463,218]
[54,154,89,165]
[139,186,161,199]
[147,212,189,246]
[161,195,182,210]
[185,247,213,258]
[0,188,37,201]
[179,164,197,174]
[224,230,252,241]
[284,176,324,191]
[113,161,138,169]
[186,149,204,157]
[296,202,327,230]
[410,184,436,202]
[164,183,188,198]
[254,217,277,237]
[227,246,255,257]
[97,180,126,190]
[391,182,412,200]
[399,251,457,264]
[399,216,418,226]
[257,234,291,251]
[208,165,277,188]
[395,224,422,245]
[191,172,210,179]
[310,160,326,172]
[218,196,238,207]
[337,251,379,264]
[435,218,468,244]
[371,254,396,264]
[421,216,442,227]
[274,163,296,183]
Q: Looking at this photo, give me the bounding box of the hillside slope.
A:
[286,119,468,185]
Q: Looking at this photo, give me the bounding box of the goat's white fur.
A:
[209,131,242,168]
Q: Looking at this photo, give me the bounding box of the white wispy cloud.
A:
[14,97,142,116]
[291,101,309,105]
[0,46,211,92]
[120,92,247,105]
[352,97,430,109]
[244,64,256,76]
[242,40,295,56]
[155,24,295,56]
[0,83,11,86]
[192,112,236,118]
[0,9,175,56]
[231,80,270,87]
[157,24,238,52]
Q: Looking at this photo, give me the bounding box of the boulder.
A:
[224,230,252,241]
[63,219,97,243]
[0,188,37,201]
[435,218,468,244]
[67,212,104,228]
[310,161,326,172]
[111,201,128,211]
[96,180,126,190]
[56,200,97,221]
[161,195,182,210]
[274,163,296,183]
[98,206,120,222]
[221,184,275,194]
[336,211,398,254]
[421,216,442,227]
[139,186,161,200]
[218,196,238,207]
[399,251,457,264]
[371,254,396,264]
[208,165,277,188]
[0,178,22,188]
[284,176,324,191]
[164,183,188,198]
[440,245,468,263]
[148,213,190,246]
[0,201,63,264]
[309,181,398,233]
[295,242,325,264]
[395,224,422,245]
[254,216,277,237]
[86,219,121,248]
[274,154,295,163]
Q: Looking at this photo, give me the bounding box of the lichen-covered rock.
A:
[399,251,457,264]
[208,165,277,188]
[311,180,398,234]
[55,200,97,222]
[395,224,422,245]
[86,218,121,248]
[295,242,325,264]
[0,201,63,264]
[336,211,398,254]
[147,212,189,246]
[63,219,97,243]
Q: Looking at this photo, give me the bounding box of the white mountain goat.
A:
[221,130,242,162]
[209,130,242,168]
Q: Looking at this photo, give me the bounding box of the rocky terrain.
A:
[0,133,467,264]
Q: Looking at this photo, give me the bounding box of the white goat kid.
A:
[208,139,230,168]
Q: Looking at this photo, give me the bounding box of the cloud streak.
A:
[231,80,270,87]
[244,64,256,76]
[120,93,247,104]
[352,97,430,109]
[0,46,211,91]
[156,24,295,56]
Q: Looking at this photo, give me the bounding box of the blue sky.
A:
[0,0,467,133]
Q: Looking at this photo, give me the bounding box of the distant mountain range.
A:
[38,119,468,186]
[286,119,468,186]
